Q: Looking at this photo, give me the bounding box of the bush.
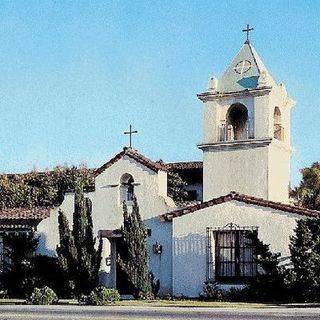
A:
[28,286,58,305]
[31,255,70,299]
[1,232,39,298]
[201,281,223,301]
[80,287,120,305]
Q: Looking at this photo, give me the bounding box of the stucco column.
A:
[98,237,112,287]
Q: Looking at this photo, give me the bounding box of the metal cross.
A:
[242,24,254,43]
[124,124,138,148]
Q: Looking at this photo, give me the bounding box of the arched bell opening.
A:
[226,103,249,141]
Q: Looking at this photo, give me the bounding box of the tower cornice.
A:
[197,138,272,151]
[197,87,272,102]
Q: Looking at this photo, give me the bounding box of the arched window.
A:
[273,107,283,141]
[120,173,135,203]
[226,103,249,141]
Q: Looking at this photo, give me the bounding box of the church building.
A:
[1,28,319,298]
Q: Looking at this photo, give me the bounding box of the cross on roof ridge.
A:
[124,124,138,148]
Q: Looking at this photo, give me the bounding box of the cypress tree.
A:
[57,181,102,297]
[118,197,153,299]
[56,209,78,296]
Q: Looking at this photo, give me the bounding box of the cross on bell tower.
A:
[242,24,254,44]
[124,124,138,148]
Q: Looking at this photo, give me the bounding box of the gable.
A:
[94,147,166,177]
[95,154,159,188]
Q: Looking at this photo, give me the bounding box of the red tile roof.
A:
[94,147,167,176]
[0,207,51,220]
[165,161,203,170]
[160,192,320,221]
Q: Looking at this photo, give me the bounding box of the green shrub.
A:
[81,287,120,305]
[201,281,223,301]
[28,286,58,305]
[1,232,39,298]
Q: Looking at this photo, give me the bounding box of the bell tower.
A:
[198,27,295,203]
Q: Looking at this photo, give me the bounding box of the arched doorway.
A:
[226,103,249,140]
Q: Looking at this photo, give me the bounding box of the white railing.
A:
[218,122,254,142]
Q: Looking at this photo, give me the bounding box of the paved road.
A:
[0,305,319,320]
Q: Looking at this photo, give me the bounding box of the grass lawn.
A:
[113,299,267,308]
[0,298,268,308]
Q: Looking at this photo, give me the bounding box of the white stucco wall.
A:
[203,145,269,201]
[37,192,93,257]
[268,142,291,203]
[171,200,302,297]
[36,155,175,295]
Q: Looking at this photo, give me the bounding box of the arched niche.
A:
[120,173,134,203]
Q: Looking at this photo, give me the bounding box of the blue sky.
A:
[0,1,319,185]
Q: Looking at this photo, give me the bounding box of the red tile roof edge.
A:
[94,147,167,177]
[0,207,51,220]
[160,192,320,221]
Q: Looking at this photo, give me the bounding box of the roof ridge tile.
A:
[160,192,320,221]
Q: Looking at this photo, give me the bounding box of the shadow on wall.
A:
[99,269,113,288]
[173,233,207,297]
[36,232,57,257]
[144,216,173,296]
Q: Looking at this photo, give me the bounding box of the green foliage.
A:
[201,281,223,301]
[243,230,286,302]
[1,232,39,298]
[288,217,320,301]
[150,272,160,297]
[201,231,286,302]
[291,162,320,210]
[80,287,120,305]
[28,286,58,305]
[117,198,156,299]
[0,165,94,209]
[31,255,67,298]
[167,172,189,202]
[57,182,103,298]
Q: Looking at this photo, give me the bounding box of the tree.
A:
[291,162,320,210]
[56,209,78,296]
[244,230,286,302]
[167,171,189,202]
[1,231,39,297]
[117,198,155,299]
[57,182,102,297]
[288,217,320,301]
